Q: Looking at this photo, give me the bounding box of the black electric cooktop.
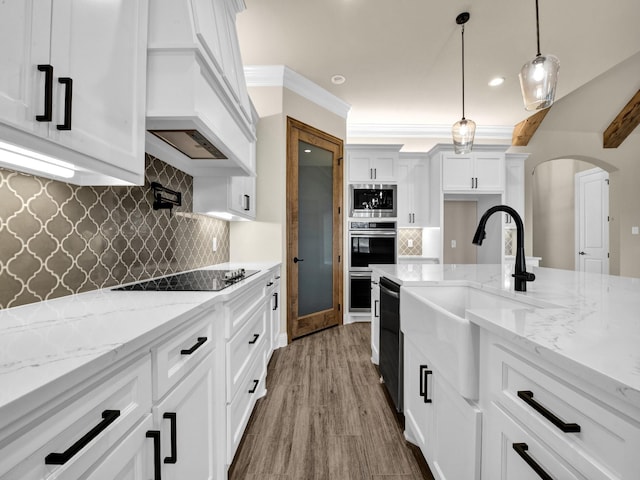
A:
[114,268,259,292]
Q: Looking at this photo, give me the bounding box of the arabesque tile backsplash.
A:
[0,154,229,309]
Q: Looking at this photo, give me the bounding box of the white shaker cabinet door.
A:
[47,0,148,176]
[154,353,218,480]
[442,154,474,191]
[0,1,52,137]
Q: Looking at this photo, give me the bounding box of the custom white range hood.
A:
[145,0,256,177]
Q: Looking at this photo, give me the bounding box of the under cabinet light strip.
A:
[0,140,75,178]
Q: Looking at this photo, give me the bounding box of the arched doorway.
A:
[530,156,614,272]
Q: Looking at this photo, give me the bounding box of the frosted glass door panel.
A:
[298,140,333,316]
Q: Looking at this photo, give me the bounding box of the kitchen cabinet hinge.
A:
[338,303,341,311]
[608,216,610,222]
[338,157,342,166]
[608,253,610,258]
[605,179,610,185]
[338,206,341,215]
[338,255,341,262]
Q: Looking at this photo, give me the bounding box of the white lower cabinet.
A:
[403,336,481,480]
[370,272,381,364]
[153,351,218,480]
[480,332,640,480]
[83,415,154,480]
[0,355,152,480]
[0,265,282,480]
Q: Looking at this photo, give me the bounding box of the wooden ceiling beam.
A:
[511,107,551,147]
[603,89,640,148]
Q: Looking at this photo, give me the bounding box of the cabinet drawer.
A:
[225,276,267,338]
[152,314,214,401]
[489,343,640,479]
[227,339,267,464]
[486,402,585,480]
[0,355,151,479]
[227,303,268,403]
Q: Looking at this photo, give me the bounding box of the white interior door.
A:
[575,168,609,273]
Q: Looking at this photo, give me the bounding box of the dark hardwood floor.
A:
[229,323,434,480]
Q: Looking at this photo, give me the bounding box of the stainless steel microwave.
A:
[349,184,397,218]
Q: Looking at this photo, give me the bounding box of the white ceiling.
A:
[236,0,640,133]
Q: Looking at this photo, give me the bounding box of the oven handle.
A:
[349,272,372,278]
[379,283,400,299]
[349,231,397,237]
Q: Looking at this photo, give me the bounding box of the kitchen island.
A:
[371,263,640,480]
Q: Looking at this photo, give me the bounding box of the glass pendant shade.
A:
[519,53,560,110]
[452,118,476,154]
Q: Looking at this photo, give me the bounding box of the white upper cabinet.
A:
[442,151,505,192]
[346,145,401,183]
[397,154,431,227]
[0,0,148,185]
[193,174,256,221]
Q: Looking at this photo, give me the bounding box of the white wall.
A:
[230,85,347,341]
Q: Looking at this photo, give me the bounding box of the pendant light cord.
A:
[535,0,541,56]
[461,24,466,119]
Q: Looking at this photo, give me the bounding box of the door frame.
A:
[286,117,343,341]
[574,167,609,273]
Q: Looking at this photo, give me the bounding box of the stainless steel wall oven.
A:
[348,221,397,312]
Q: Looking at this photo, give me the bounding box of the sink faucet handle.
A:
[513,271,536,282]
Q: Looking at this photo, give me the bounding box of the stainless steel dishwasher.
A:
[379,276,402,413]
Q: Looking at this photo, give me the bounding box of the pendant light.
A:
[519,0,560,110]
[452,12,476,154]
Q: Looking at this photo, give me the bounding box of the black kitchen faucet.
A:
[472,205,535,292]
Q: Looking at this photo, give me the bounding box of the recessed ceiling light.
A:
[331,74,346,85]
[489,77,505,87]
[304,149,311,153]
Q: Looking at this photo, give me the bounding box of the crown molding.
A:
[244,65,351,119]
[347,123,514,140]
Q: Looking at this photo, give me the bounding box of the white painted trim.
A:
[244,65,351,119]
[276,333,288,349]
[348,123,514,140]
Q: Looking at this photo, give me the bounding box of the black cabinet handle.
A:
[419,365,433,403]
[248,333,260,344]
[180,336,207,355]
[267,281,274,287]
[275,275,280,279]
[517,390,580,433]
[56,77,73,130]
[293,257,304,263]
[248,379,259,394]
[45,409,120,465]
[36,64,53,122]
[146,430,162,480]
[163,412,177,464]
[513,443,553,480]
[374,299,379,318]
[273,292,278,310]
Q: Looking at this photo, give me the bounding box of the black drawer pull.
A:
[419,365,432,403]
[56,77,73,130]
[248,379,259,394]
[163,412,177,464]
[267,281,274,287]
[517,390,581,433]
[45,409,120,465]
[36,64,53,122]
[513,443,553,480]
[273,292,278,310]
[180,336,207,355]
[249,333,260,344]
[146,430,162,480]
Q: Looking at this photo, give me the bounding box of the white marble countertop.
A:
[0,262,278,429]
[371,263,640,407]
